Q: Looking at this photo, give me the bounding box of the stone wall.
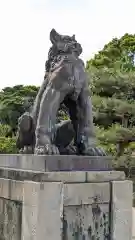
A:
[0,170,132,239]
[0,155,132,240]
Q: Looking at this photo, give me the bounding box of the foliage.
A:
[86,33,135,72]
[89,68,135,99]
[0,85,39,153]
[87,33,135,168]
[92,95,135,127]
[0,85,39,130]
[57,104,69,122]
[91,67,135,165]
[0,124,17,153]
[0,124,11,137]
[0,137,17,154]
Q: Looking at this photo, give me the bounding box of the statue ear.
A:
[50,29,61,44]
[72,35,75,41]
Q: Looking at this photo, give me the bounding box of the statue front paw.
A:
[19,146,33,154]
[34,144,59,155]
[82,147,106,156]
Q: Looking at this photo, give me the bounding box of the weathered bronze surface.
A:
[17,29,105,156]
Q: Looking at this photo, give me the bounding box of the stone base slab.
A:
[0,167,125,182]
[0,154,112,171]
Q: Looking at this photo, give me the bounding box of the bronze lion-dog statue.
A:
[16,29,105,156]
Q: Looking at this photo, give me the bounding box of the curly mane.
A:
[45,30,82,72]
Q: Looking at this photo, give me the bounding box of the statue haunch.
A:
[16,112,76,155]
[16,112,35,154]
[17,29,106,156]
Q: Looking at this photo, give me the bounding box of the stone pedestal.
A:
[0,155,132,240]
[0,154,112,171]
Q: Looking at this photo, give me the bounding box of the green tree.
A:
[0,137,17,154]
[86,34,135,165]
[0,85,40,153]
[91,68,135,164]
[0,124,17,153]
[0,85,39,133]
[86,34,135,72]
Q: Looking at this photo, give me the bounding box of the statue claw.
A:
[82,147,106,156]
[34,144,59,155]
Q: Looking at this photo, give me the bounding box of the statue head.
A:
[49,29,82,56]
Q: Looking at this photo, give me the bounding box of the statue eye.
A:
[63,37,71,42]
[64,38,68,42]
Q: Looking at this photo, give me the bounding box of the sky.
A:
[0,0,135,89]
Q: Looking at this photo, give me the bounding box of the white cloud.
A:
[0,0,135,89]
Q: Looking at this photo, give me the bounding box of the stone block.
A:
[0,167,86,183]
[22,181,40,207]
[0,198,22,240]
[0,178,23,201]
[22,181,64,240]
[0,154,46,171]
[64,182,110,206]
[111,180,133,240]
[87,170,125,182]
[45,155,112,171]
[64,204,110,239]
